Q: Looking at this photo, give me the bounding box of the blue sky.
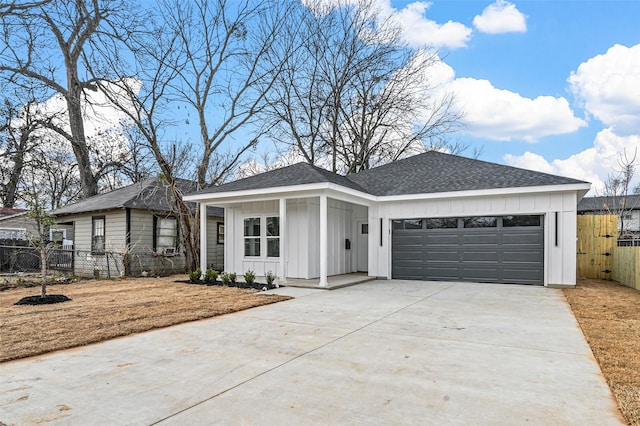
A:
[377,0,639,195]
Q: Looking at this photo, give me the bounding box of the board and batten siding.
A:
[226,197,366,280]
[368,190,579,286]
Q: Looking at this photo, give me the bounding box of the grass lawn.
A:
[564,278,640,426]
[0,276,291,363]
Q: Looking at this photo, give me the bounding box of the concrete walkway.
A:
[0,281,623,425]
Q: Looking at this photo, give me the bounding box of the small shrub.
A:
[189,268,202,283]
[266,270,276,285]
[221,272,231,285]
[244,270,256,286]
[204,269,219,283]
[229,272,237,284]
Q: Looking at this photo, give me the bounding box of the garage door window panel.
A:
[463,216,497,228]
[503,215,541,227]
[393,219,423,230]
[426,218,458,229]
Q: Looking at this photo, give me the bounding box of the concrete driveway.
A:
[0,280,623,425]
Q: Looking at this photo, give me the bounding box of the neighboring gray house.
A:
[186,151,590,288]
[0,208,73,243]
[578,195,640,237]
[53,178,224,278]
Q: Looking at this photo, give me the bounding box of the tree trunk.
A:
[3,134,26,207]
[40,246,47,298]
[66,82,99,198]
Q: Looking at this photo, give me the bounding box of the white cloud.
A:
[568,43,640,134]
[448,77,586,141]
[303,0,472,49]
[390,2,472,49]
[504,128,640,195]
[473,0,527,34]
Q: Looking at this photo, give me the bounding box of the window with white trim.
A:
[243,216,280,258]
[0,227,27,240]
[244,217,261,257]
[266,216,280,257]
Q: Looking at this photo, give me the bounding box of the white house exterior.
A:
[185,152,590,288]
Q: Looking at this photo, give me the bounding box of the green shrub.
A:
[266,270,276,285]
[221,272,231,285]
[229,272,237,283]
[189,268,202,282]
[204,269,219,283]
[244,270,256,286]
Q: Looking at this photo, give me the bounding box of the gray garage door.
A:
[392,215,544,285]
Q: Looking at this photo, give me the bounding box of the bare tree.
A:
[22,178,58,298]
[264,0,463,175]
[599,149,639,238]
[0,0,139,198]
[96,0,292,270]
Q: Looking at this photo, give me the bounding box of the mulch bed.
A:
[177,279,279,291]
[15,294,71,305]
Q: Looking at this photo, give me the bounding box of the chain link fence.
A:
[1,244,190,278]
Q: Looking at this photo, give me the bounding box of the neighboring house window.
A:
[0,227,27,240]
[155,216,179,252]
[244,217,261,257]
[92,216,105,254]
[266,216,279,257]
[217,222,224,244]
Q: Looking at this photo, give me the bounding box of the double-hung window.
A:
[155,216,178,252]
[266,216,280,257]
[244,217,261,257]
[244,216,280,258]
[92,216,105,254]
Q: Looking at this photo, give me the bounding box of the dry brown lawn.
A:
[0,276,291,363]
[564,278,640,426]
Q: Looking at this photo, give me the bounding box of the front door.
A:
[357,221,368,272]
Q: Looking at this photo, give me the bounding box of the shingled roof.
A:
[348,151,587,196]
[188,151,588,199]
[53,178,223,217]
[578,195,640,212]
[191,162,367,195]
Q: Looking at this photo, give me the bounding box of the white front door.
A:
[357,221,368,272]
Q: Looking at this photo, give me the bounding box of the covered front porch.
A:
[197,190,372,288]
[277,272,374,289]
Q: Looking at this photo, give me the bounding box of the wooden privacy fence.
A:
[613,246,640,290]
[576,215,617,280]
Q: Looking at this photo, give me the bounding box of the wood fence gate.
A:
[576,214,617,279]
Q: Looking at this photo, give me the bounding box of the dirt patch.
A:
[0,275,291,362]
[564,278,640,426]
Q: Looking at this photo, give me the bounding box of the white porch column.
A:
[199,202,208,276]
[319,194,328,287]
[279,197,287,283]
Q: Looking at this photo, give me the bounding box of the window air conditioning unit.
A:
[162,247,177,256]
[50,229,66,242]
